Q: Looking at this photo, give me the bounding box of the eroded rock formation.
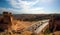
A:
[49,15,60,32]
[0,12,12,32]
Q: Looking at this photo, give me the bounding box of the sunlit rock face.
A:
[49,15,60,32]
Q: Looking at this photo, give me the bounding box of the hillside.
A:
[13,14,51,21]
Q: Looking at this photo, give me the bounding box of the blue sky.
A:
[0,0,60,14]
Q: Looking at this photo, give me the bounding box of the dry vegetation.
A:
[0,20,34,35]
[0,12,60,35]
[11,20,35,31]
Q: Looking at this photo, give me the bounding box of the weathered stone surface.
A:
[0,12,12,32]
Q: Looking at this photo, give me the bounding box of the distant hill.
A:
[0,14,60,21]
[13,14,51,21]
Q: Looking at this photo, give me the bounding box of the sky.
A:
[0,0,60,14]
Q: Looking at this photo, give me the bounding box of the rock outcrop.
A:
[0,12,12,32]
[49,15,60,32]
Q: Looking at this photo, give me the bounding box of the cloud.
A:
[0,7,60,14]
[0,7,21,14]
[30,7,44,10]
[6,0,44,14]
[7,0,53,9]
[7,0,39,9]
[0,7,45,14]
[40,0,53,3]
[5,0,55,14]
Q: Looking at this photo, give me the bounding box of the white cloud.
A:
[5,0,54,14]
[6,0,44,14]
[0,7,60,14]
[30,8,44,10]
[7,0,39,9]
[0,7,45,14]
[40,0,53,3]
[0,8,20,14]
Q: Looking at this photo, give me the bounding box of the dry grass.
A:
[0,30,33,35]
[11,20,33,30]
